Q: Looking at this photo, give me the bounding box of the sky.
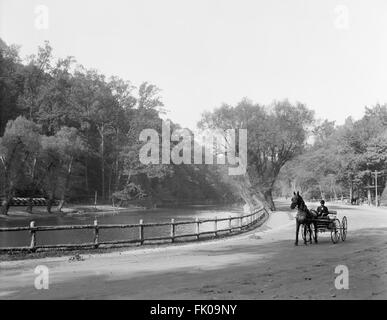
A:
[1,0,387,129]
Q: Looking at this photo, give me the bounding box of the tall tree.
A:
[199,99,314,210]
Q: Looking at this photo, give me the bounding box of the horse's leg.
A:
[314,222,318,243]
[295,221,299,246]
[303,223,308,245]
[308,223,312,243]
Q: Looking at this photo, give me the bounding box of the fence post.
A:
[229,215,232,232]
[214,216,218,236]
[170,219,175,243]
[30,221,36,251]
[93,219,99,248]
[139,219,144,245]
[240,216,243,230]
[195,217,200,239]
[94,191,97,210]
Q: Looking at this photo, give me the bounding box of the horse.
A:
[290,191,318,246]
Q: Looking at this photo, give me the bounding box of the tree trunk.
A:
[85,156,89,194]
[291,180,297,193]
[57,199,65,212]
[0,169,12,215]
[47,197,53,214]
[115,158,121,195]
[114,128,120,194]
[100,125,105,200]
[25,157,37,213]
[47,189,56,214]
[57,158,73,212]
[318,184,324,199]
[58,157,73,212]
[349,180,353,201]
[0,195,12,215]
[108,165,115,200]
[46,174,57,213]
[367,188,372,205]
[0,144,19,215]
[26,197,33,213]
[381,179,387,206]
[264,189,276,211]
[333,188,337,201]
[84,128,90,195]
[237,174,272,212]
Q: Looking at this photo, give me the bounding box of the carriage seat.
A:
[316,210,337,220]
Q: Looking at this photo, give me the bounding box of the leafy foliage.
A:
[277,105,387,201]
[0,39,238,214]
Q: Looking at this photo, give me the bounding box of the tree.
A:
[0,38,245,211]
[40,135,62,213]
[0,41,23,135]
[57,127,86,210]
[278,104,387,203]
[107,76,136,197]
[113,108,172,204]
[35,56,77,135]
[199,99,314,210]
[17,41,53,121]
[38,127,86,213]
[0,116,41,215]
[138,82,165,112]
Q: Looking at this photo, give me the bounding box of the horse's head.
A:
[290,191,302,210]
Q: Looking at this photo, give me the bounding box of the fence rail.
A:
[0,207,269,252]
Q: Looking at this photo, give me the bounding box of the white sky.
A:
[1,0,387,129]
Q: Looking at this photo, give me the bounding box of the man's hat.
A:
[320,200,325,205]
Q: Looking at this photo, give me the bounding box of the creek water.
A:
[0,205,245,248]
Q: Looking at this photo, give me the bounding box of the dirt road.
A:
[1,201,386,299]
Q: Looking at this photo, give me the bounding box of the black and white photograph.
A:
[0,0,387,306]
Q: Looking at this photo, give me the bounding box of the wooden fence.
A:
[0,207,269,252]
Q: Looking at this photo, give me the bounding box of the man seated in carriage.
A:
[316,200,330,218]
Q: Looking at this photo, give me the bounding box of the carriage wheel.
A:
[330,219,340,244]
[341,216,347,241]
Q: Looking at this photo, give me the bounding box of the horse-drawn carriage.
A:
[301,211,347,244]
[291,191,348,245]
